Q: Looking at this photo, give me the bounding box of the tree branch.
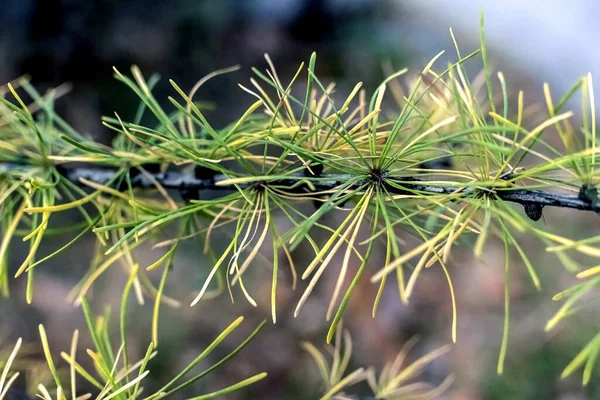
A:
[1,162,598,219]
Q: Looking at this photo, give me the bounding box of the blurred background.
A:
[2,0,600,399]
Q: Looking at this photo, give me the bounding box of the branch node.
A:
[578,184,598,206]
[369,168,387,187]
[304,162,323,177]
[194,165,218,180]
[523,202,544,221]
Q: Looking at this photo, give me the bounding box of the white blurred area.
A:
[401,0,600,102]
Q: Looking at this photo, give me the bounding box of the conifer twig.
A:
[2,162,598,217]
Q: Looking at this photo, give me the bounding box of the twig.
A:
[1,162,598,218]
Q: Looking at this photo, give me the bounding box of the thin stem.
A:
[1,162,599,214]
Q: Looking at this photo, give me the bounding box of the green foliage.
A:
[0,289,266,400]
[1,14,600,396]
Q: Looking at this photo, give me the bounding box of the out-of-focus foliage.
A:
[302,326,453,399]
[0,293,266,400]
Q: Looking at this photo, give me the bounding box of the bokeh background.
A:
[2,0,600,399]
